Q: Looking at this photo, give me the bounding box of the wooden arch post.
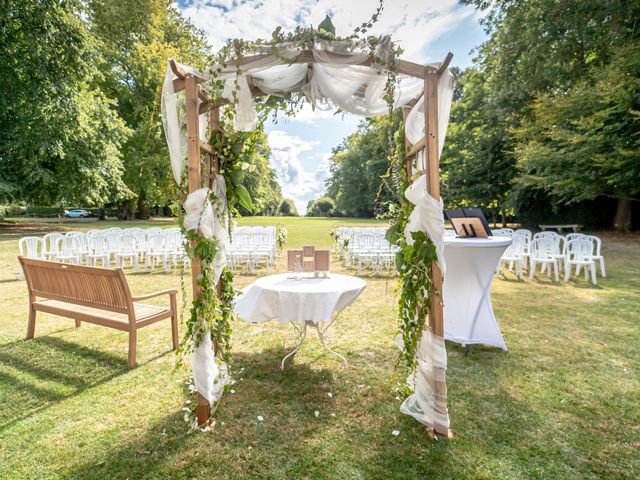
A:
[182,68,221,426]
[403,53,453,438]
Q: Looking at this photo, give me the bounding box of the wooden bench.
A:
[19,257,178,368]
[539,224,583,233]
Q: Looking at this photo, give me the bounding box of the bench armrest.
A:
[132,289,177,302]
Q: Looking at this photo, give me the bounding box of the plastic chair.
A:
[115,235,139,271]
[529,237,559,281]
[564,238,597,285]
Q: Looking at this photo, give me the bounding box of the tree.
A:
[236,131,283,216]
[441,68,516,225]
[277,198,298,216]
[306,196,336,217]
[88,0,211,218]
[514,44,640,231]
[0,0,130,207]
[325,115,400,217]
[460,0,640,230]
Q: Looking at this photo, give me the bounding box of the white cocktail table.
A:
[235,273,367,368]
[443,236,511,352]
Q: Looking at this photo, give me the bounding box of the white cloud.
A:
[180,0,475,64]
[267,130,330,213]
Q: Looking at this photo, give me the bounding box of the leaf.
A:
[235,184,253,212]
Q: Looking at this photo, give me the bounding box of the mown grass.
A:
[0,217,638,479]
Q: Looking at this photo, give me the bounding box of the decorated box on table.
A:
[287,246,330,279]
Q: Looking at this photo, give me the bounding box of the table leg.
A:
[313,319,348,366]
[281,322,308,370]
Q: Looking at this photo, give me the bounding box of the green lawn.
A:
[0,217,638,479]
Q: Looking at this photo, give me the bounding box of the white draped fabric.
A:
[397,330,449,431]
[161,38,454,184]
[182,175,231,406]
[161,38,455,424]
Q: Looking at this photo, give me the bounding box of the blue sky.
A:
[177,0,487,212]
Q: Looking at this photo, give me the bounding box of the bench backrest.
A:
[19,257,133,314]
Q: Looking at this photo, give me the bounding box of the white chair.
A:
[585,235,605,277]
[87,235,110,267]
[18,237,46,279]
[145,234,168,271]
[493,228,514,237]
[68,233,89,264]
[564,239,597,285]
[529,237,559,281]
[54,236,80,264]
[498,235,527,279]
[115,235,139,271]
[43,232,63,260]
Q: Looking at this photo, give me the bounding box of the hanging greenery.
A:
[384,123,439,371]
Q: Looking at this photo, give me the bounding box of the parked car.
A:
[63,209,90,218]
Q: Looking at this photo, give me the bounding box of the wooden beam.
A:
[220,50,434,79]
[403,107,413,179]
[404,137,426,159]
[169,59,185,80]
[423,70,449,438]
[436,52,454,77]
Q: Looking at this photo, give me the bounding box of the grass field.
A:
[0,217,638,479]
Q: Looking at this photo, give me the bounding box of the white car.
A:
[63,209,90,218]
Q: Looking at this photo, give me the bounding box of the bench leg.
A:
[75,319,81,328]
[128,330,137,368]
[26,306,36,340]
[170,294,178,350]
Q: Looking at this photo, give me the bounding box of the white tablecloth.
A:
[443,236,511,350]
[235,273,367,324]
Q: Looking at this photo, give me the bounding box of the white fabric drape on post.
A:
[404,69,454,172]
[182,175,231,406]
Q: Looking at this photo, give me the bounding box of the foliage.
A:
[276,226,288,250]
[440,68,516,224]
[513,43,640,206]
[277,198,298,216]
[88,0,212,216]
[384,126,437,370]
[0,0,131,207]
[325,114,401,217]
[457,0,640,229]
[306,197,337,217]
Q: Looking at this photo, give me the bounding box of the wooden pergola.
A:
[169,48,453,437]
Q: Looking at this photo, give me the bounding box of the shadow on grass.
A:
[60,342,593,480]
[0,336,165,431]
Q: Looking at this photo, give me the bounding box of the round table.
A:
[443,236,511,351]
[235,273,367,368]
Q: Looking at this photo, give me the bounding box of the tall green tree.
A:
[0,0,130,206]
[514,44,640,231]
[326,115,399,217]
[236,131,283,216]
[88,0,211,218]
[441,68,516,224]
[462,0,640,229]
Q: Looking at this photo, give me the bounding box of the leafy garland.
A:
[384,122,439,371]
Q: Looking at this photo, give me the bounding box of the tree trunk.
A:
[613,197,632,232]
[120,200,133,221]
[135,196,150,220]
[98,207,106,221]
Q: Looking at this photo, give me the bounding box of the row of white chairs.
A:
[227,226,278,273]
[494,229,605,284]
[18,227,189,275]
[334,227,399,274]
